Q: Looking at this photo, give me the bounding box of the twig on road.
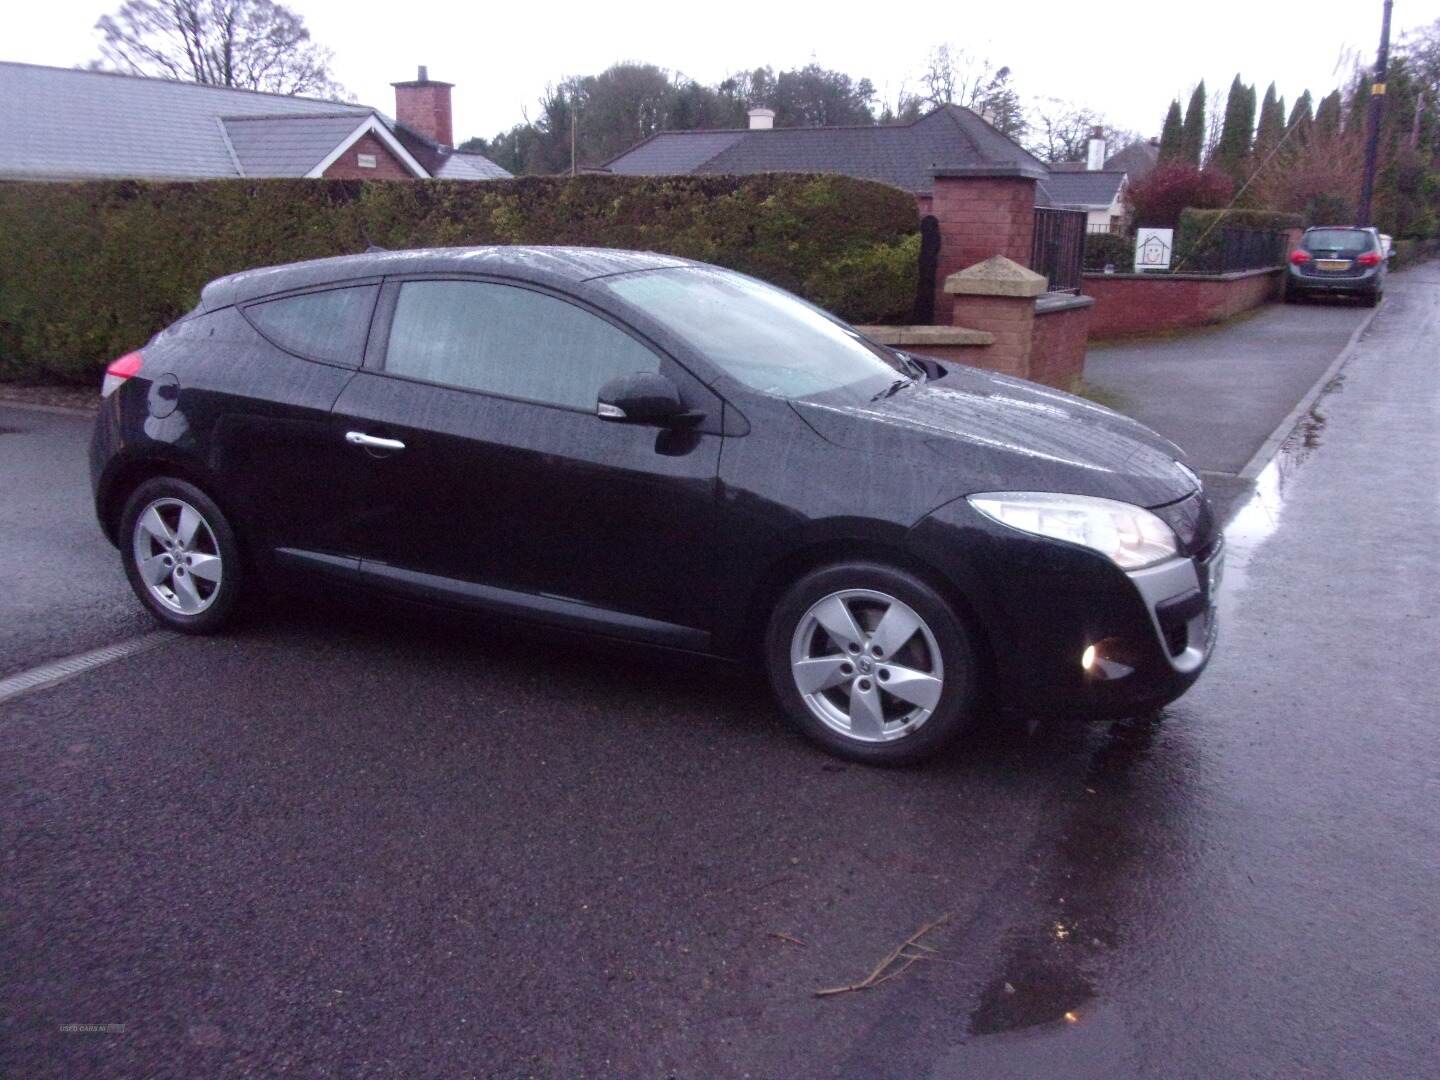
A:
[814,913,952,997]
[768,932,808,947]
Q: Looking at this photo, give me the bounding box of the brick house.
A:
[0,62,508,182]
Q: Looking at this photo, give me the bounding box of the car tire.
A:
[1364,289,1382,307]
[765,561,980,766]
[119,477,243,634]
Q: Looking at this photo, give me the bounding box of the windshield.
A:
[600,266,907,401]
[1304,229,1374,254]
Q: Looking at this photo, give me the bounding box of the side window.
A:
[384,280,660,410]
[243,285,379,365]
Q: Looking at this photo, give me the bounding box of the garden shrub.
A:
[1082,231,1134,272]
[0,174,919,383]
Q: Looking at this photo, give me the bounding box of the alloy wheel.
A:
[131,497,224,615]
[789,588,945,743]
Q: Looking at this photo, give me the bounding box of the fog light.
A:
[1081,644,1097,671]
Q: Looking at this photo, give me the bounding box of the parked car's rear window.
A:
[243,285,378,364]
[600,267,905,401]
[384,281,660,410]
[1303,230,1374,253]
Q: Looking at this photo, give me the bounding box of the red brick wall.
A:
[1029,301,1092,391]
[948,294,1036,379]
[322,132,414,180]
[394,83,453,148]
[930,175,1037,324]
[1082,269,1283,338]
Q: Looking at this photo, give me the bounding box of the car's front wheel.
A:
[119,477,243,634]
[765,562,980,765]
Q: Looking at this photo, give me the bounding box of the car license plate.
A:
[1317,259,1350,271]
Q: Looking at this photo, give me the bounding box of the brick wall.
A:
[1029,299,1093,391]
[930,174,1037,324]
[321,132,414,180]
[1082,268,1283,338]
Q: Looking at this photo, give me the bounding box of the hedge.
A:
[0,174,920,383]
[1176,207,1305,250]
[1082,231,1134,272]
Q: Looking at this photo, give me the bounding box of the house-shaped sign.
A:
[1135,228,1173,271]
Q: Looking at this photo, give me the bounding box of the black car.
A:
[1286,226,1387,305]
[91,247,1220,764]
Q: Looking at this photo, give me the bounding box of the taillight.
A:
[101,351,144,398]
[1356,252,1382,267]
[1289,250,1312,265]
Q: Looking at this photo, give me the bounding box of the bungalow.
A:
[0,61,508,182]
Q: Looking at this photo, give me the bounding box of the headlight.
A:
[967,492,1179,570]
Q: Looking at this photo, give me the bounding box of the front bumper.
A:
[907,493,1222,721]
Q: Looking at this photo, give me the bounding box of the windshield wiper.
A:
[872,377,915,401]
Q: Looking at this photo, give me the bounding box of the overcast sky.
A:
[7,0,1440,145]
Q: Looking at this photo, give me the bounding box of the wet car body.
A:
[1286,226,1387,304]
[91,246,1219,758]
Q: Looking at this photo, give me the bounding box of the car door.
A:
[199,281,378,553]
[321,276,724,641]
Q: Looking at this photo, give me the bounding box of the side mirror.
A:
[596,371,699,426]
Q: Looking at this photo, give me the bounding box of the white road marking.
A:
[0,634,172,707]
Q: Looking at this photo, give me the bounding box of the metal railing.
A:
[1175,227,1289,274]
[1031,207,1087,293]
[1086,221,1125,234]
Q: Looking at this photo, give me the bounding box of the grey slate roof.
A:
[433,153,512,180]
[1036,170,1126,210]
[602,106,1049,195]
[1104,140,1160,181]
[0,61,509,181]
[221,114,367,177]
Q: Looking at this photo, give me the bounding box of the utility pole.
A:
[1357,0,1394,226]
[570,107,577,177]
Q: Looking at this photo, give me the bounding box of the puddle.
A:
[966,713,1170,1036]
[1221,372,1343,601]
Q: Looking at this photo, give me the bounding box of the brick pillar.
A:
[930,165,1044,324]
[944,255,1048,379]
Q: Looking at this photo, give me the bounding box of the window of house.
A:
[384,281,660,410]
[243,285,379,365]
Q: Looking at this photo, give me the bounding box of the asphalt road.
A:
[1085,295,1371,521]
[2,271,1437,1078]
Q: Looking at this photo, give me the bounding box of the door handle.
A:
[345,431,406,452]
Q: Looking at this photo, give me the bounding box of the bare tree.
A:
[1025,100,1136,164]
[93,0,347,98]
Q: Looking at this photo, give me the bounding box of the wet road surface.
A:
[2,268,1437,1077]
[1085,295,1372,521]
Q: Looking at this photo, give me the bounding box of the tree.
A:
[1286,90,1315,143]
[1024,102,1133,163]
[913,45,1026,136]
[1314,89,1343,140]
[1252,83,1286,163]
[92,0,345,97]
[1214,75,1256,178]
[1181,81,1207,165]
[768,64,877,126]
[1158,100,1184,162]
[1126,161,1235,228]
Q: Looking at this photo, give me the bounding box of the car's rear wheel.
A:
[765,562,980,765]
[1363,288,1382,307]
[119,477,243,634]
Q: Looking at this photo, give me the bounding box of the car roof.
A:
[199,245,699,309]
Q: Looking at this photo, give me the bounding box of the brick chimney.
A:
[392,65,454,149]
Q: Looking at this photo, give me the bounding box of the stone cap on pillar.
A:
[930,163,1049,181]
[944,255,1048,298]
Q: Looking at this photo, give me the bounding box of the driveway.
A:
[2,269,1437,1077]
[1085,297,1373,520]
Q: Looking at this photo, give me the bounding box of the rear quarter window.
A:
[242,285,379,365]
